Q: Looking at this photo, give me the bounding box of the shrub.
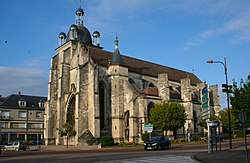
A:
[223,133,230,139]
[142,133,149,143]
[235,130,244,138]
[100,136,114,147]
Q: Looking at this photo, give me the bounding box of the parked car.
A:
[144,136,171,150]
[2,141,27,151]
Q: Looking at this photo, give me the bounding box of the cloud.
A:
[0,62,48,97]
[83,0,250,50]
[183,1,250,49]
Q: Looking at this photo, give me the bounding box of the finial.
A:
[115,33,119,46]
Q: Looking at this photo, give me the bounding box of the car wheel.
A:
[23,148,26,151]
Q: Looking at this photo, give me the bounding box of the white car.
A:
[3,141,27,151]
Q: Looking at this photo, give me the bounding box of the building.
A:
[45,6,220,146]
[0,93,46,143]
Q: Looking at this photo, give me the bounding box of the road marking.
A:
[99,155,200,163]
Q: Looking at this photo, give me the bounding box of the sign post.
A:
[238,109,249,163]
[144,124,153,141]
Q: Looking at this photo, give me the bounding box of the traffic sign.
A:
[144,124,153,133]
[202,85,209,110]
[238,109,247,124]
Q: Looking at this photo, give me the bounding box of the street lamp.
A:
[207,58,232,149]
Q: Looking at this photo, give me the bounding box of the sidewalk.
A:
[192,146,249,163]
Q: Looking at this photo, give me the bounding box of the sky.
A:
[0,0,249,109]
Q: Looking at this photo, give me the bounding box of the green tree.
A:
[150,101,187,139]
[230,75,250,125]
[218,108,239,135]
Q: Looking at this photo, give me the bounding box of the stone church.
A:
[44,6,220,146]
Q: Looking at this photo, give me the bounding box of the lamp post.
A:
[207,58,232,149]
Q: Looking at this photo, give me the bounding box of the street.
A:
[0,140,246,163]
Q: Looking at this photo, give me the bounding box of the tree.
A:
[230,74,250,125]
[218,108,239,134]
[149,101,187,139]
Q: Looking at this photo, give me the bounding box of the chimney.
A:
[18,92,21,96]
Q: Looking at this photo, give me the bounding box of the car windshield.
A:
[7,142,13,146]
[151,137,160,142]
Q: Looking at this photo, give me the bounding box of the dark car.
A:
[144,136,171,150]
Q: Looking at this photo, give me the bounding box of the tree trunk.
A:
[173,129,177,139]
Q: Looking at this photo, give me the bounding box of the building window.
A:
[18,123,25,128]
[18,99,26,107]
[38,100,45,108]
[34,123,42,128]
[1,111,10,120]
[19,111,27,118]
[36,112,42,118]
[0,122,8,128]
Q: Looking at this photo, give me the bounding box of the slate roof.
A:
[89,46,202,85]
[0,94,47,109]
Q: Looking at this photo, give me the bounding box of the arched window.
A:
[124,111,129,128]
[193,110,197,130]
[66,94,76,127]
[99,81,105,129]
[147,102,155,123]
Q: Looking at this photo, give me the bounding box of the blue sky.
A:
[0,0,249,109]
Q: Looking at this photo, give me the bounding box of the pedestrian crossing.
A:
[100,155,199,163]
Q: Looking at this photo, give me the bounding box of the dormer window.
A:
[18,98,26,107]
[38,100,45,108]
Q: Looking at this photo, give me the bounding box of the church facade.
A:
[44,6,220,146]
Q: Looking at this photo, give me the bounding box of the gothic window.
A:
[99,81,105,129]
[124,111,129,128]
[147,102,155,123]
[193,110,197,130]
[66,94,76,127]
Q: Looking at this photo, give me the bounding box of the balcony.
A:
[0,116,10,120]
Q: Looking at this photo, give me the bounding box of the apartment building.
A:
[0,92,46,143]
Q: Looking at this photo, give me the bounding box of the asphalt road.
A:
[0,140,246,163]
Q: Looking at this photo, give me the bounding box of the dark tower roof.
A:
[75,7,84,16]
[110,35,124,65]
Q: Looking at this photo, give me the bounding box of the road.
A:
[0,139,246,163]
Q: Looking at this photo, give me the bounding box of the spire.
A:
[110,34,124,65]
